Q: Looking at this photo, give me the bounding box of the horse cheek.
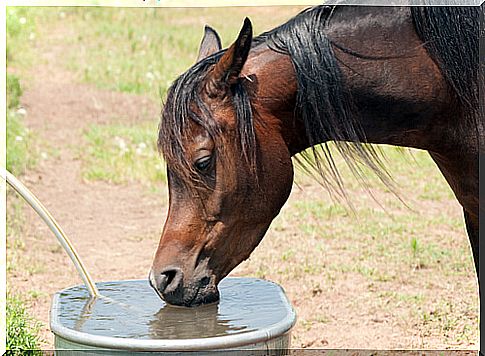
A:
[258,133,294,221]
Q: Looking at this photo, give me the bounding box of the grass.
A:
[5,93,42,351]
[6,72,37,274]
[6,74,36,176]
[80,122,166,185]
[6,6,39,175]
[6,73,22,109]
[24,6,306,98]
[6,295,41,353]
[6,109,36,177]
[415,300,478,345]
[283,192,470,278]
[6,72,37,272]
[7,7,38,69]
[6,13,43,350]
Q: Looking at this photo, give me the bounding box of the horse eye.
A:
[194,156,212,172]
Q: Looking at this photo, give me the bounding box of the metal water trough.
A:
[51,278,296,355]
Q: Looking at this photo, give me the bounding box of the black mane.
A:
[411,6,479,124]
[254,6,391,195]
[158,5,479,194]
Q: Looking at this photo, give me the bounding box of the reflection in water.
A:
[73,296,96,331]
[149,303,236,339]
[56,278,290,340]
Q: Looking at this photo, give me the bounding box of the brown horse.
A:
[149,5,481,306]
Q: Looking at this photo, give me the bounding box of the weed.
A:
[411,237,419,257]
[6,295,41,353]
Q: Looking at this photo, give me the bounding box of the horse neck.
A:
[243,6,457,156]
[328,6,456,151]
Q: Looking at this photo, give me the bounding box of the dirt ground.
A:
[7,11,478,351]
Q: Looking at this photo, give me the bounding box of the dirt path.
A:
[8,58,167,347]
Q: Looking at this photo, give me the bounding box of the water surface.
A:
[56,277,291,340]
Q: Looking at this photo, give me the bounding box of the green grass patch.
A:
[7,7,39,175]
[6,295,41,353]
[27,7,304,98]
[6,73,36,176]
[6,110,36,176]
[7,73,22,109]
[7,7,39,68]
[81,122,166,184]
[5,69,42,352]
[6,72,37,273]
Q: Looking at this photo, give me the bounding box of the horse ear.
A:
[205,17,253,97]
[196,25,222,62]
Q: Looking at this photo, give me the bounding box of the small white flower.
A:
[59,12,66,19]
[119,141,127,150]
[29,32,36,40]
[114,136,127,151]
[135,147,143,155]
[15,136,23,142]
[17,108,27,116]
[145,72,154,80]
[19,17,26,25]
[41,152,48,159]
[138,142,147,149]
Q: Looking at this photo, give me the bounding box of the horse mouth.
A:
[186,284,220,307]
[165,285,219,307]
[149,274,220,307]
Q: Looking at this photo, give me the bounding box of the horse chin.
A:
[159,278,220,307]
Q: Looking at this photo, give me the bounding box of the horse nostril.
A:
[157,267,183,295]
[163,270,176,287]
[200,276,210,287]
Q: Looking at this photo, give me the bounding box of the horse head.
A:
[150,19,295,306]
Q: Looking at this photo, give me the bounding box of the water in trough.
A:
[55,277,291,340]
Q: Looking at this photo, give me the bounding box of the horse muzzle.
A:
[149,267,220,307]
